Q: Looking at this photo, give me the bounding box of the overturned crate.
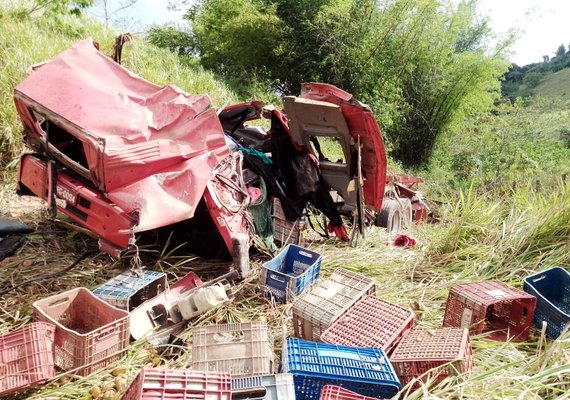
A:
[443,280,536,341]
[390,328,473,387]
[32,287,129,376]
[122,367,232,400]
[260,244,322,303]
[93,269,166,311]
[282,338,400,400]
[0,322,56,396]
[524,266,570,339]
[321,295,414,354]
[192,321,274,377]
[232,374,295,400]
[292,268,376,341]
[271,198,307,246]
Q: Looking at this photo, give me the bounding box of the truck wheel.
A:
[375,199,402,233]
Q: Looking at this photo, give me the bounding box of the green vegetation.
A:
[0,0,239,171]
[502,47,570,100]
[153,0,511,167]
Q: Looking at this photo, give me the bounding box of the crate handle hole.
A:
[47,297,70,307]
[532,275,547,283]
[214,331,244,342]
[233,388,268,400]
[298,251,313,258]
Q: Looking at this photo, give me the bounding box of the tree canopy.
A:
[165,0,510,166]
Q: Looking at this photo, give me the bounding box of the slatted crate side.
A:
[319,385,380,400]
[320,295,414,353]
[232,374,295,400]
[0,323,56,396]
[390,328,473,386]
[192,322,274,377]
[292,269,376,341]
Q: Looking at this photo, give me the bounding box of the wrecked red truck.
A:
[13,39,426,277]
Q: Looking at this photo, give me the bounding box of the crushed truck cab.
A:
[14,39,250,277]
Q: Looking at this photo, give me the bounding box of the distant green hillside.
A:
[502,48,570,100]
[533,68,570,99]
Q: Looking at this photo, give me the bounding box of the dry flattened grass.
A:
[1,181,569,399]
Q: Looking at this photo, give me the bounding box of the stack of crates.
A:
[443,280,536,341]
[232,374,296,399]
[192,321,274,377]
[321,295,414,354]
[32,287,130,376]
[282,338,400,399]
[260,244,322,303]
[292,268,376,341]
[0,323,56,396]
[122,367,232,400]
[390,328,473,387]
[524,267,570,339]
[93,270,166,311]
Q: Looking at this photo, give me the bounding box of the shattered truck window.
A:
[40,119,89,169]
[309,136,346,164]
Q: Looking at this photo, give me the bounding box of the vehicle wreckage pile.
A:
[1,40,569,399]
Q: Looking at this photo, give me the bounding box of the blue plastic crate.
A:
[93,270,166,311]
[260,245,322,303]
[282,338,400,400]
[524,267,570,339]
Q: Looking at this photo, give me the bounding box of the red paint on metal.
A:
[299,83,388,212]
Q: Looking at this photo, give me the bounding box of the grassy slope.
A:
[0,0,239,171]
[534,68,570,99]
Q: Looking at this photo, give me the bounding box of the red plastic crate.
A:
[443,280,536,341]
[390,328,473,387]
[321,295,414,354]
[0,322,56,396]
[121,367,232,400]
[320,385,380,400]
[32,287,129,376]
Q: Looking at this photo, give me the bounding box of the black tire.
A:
[375,198,402,233]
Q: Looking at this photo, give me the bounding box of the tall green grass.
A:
[0,0,239,171]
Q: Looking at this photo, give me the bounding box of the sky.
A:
[88,0,569,66]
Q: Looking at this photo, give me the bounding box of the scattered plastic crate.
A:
[192,321,274,377]
[319,385,379,400]
[272,198,306,246]
[260,244,322,303]
[321,295,414,354]
[93,269,166,311]
[443,280,536,341]
[524,267,570,339]
[232,374,295,399]
[282,338,400,400]
[390,328,473,387]
[0,322,55,396]
[122,367,232,400]
[32,287,129,376]
[292,268,376,341]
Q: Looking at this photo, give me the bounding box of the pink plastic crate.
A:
[320,385,379,400]
[0,322,56,396]
[443,280,536,341]
[32,287,129,376]
[321,295,414,354]
[121,368,232,400]
[390,328,473,387]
